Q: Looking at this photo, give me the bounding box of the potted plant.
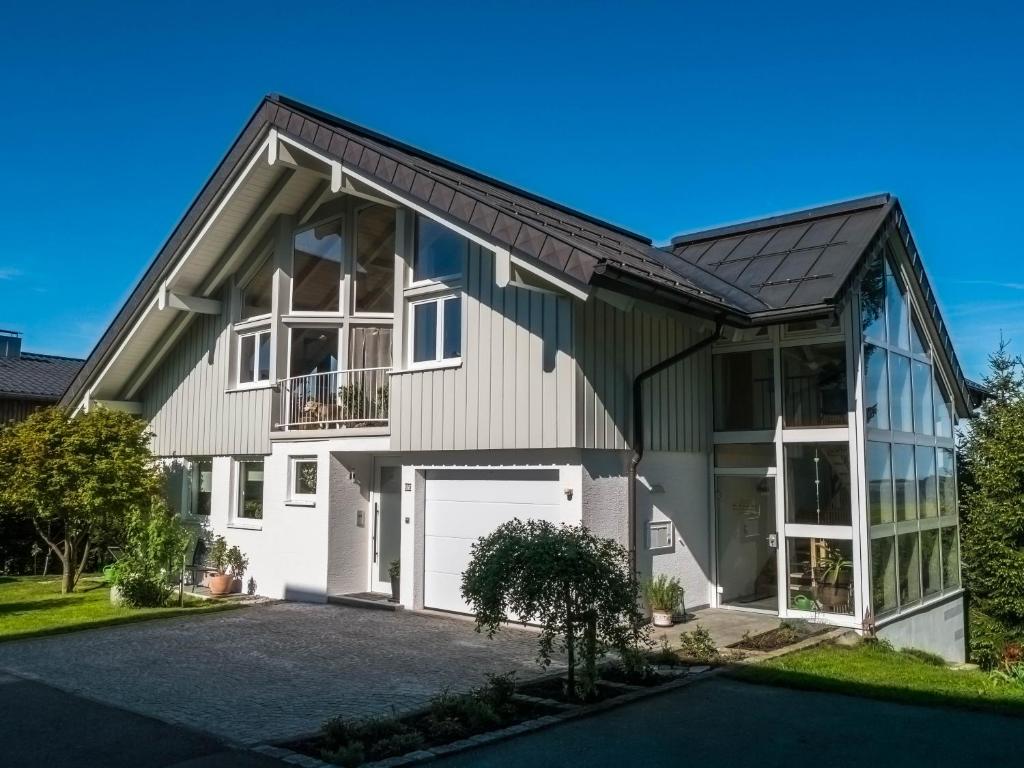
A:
[388,559,400,603]
[207,536,249,596]
[815,545,852,612]
[644,574,683,627]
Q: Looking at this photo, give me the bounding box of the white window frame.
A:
[287,456,319,506]
[407,293,462,368]
[231,457,265,529]
[238,252,275,324]
[236,327,272,388]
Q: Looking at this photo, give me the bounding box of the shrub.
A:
[321,742,364,768]
[678,624,719,663]
[461,519,649,700]
[113,501,189,608]
[369,732,425,761]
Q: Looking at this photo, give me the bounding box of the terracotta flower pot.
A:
[208,573,234,596]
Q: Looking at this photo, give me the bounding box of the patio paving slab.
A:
[0,602,550,746]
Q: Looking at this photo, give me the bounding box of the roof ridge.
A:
[269,93,653,246]
[648,246,771,311]
[669,194,892,246]
[17,351,86,363]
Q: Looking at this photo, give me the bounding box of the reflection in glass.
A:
[713,350,775,431]
[788,537,854,615]
[893,443,917,521]
[867,441,894,525]
[238,460,264,520]
[942,527,960,588]
[889,353,913,432]
[912,360,934,436]
[911,316,929,355]
[937,448,956,516]
[289,328,338,377]
[885,260,911,350]
[293,220,343,312]
[784,444,851,526]
[898,531,921,606]
[861,255,886,341]
[921,528,942,598]
[781,343,848,427]
[355,204,396,314]
[916,446,938,518]
[934,376,953,438]
[872,536,898,615]
[415,217,466,282]
[241,258,274,320]
[864,344,889,430]
[413,303,437,363]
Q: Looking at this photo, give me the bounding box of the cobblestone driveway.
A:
[0,603,549,746]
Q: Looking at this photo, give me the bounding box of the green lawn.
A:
[0,574,240,642]
[731,641,1024,718]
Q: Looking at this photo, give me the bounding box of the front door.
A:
[716,475,778,612]
[370,463,402,595]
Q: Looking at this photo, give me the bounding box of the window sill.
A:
[228,521,263,531]
[285,499,316,508]
[391,358,463,374]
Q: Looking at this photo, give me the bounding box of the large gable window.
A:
[355,204,396,314]
[405,215,466,366]
[293,219,344,312]
[240,258,274,320]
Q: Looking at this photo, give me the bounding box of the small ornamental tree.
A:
[461,519,648,699]
[0,407,162,594]
[961,340,1024,663]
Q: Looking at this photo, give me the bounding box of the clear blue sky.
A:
[1,2,1021,380]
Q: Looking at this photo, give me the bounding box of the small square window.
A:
[238,330,271,385]
[411,295,461,364]
[648,521,674,550]
[290,457,318,502]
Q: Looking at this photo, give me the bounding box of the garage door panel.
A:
[424,536,475,575]
[423,469,571,615]
[425,500,563,539]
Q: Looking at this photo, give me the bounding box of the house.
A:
[0,330,83,424]
[61,95,975,661]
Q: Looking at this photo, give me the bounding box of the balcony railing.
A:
[277,367,391,431]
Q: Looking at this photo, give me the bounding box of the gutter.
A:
[628,322,722,575]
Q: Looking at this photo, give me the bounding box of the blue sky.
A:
[0,2,1021,379]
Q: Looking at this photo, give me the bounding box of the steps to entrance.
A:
[328,592,403,612]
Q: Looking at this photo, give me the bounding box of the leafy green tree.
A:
[114,500,190,607]
[0,407,162,593]
[461,519,648,700]
[961,339,1024,660]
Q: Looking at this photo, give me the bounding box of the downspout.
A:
[628,322,722,575]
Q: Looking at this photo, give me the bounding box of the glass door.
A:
[716,475,778,612]
[370,463,402,596]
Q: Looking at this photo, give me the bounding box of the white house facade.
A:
[63,95,978,661]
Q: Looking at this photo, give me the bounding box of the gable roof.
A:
[0,351,83,401]
[60,94,971,416]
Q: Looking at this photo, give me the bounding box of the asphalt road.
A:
[433,675,1024,768]
[0,671,283,768]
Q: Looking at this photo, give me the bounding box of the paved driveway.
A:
[0,602,547,746]
[432,676,1024,767]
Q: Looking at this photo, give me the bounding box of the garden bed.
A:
[280,658,706,767]
[728,620,830,652]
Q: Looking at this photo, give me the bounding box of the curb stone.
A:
[261,666,719,768]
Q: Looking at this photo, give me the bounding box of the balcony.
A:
[276,367,391,432]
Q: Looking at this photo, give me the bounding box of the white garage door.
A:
[424,469,569,614]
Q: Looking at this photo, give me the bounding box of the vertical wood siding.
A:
[574,299,710,453]
[140,308,272,457]
[390,244,575,451]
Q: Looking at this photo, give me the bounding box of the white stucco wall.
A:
[876,593,966,663]
[635,451,712,610]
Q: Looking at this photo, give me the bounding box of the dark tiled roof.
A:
[663,195,893,315]
[0,352,83,401]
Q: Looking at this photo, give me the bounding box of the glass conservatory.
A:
[710,250,961,627]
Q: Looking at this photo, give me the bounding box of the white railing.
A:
[277,367,391,430]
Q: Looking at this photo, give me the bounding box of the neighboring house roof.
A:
[0,352,84,401]
[60,94,972,416]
